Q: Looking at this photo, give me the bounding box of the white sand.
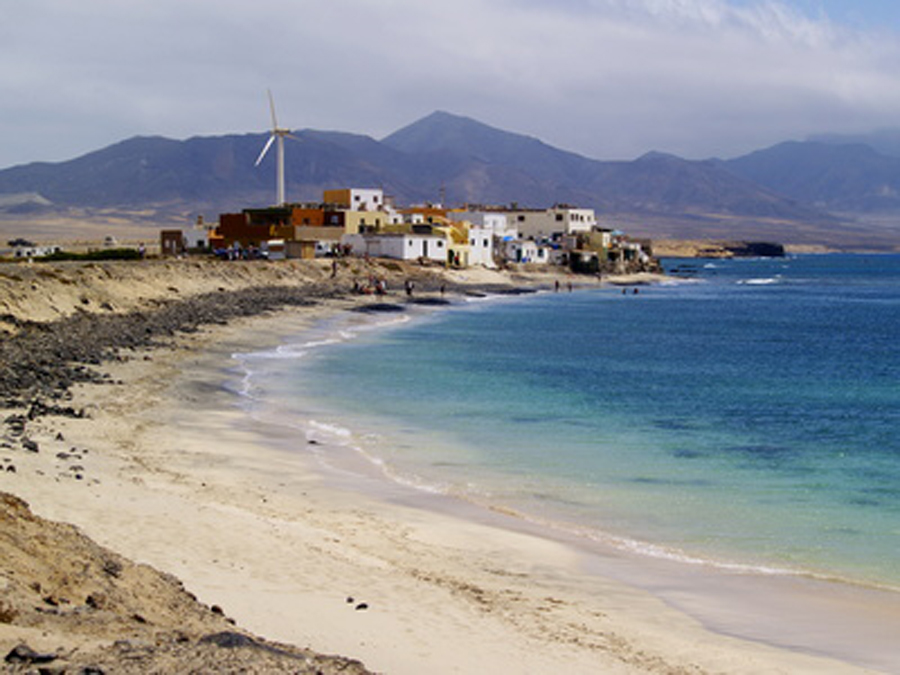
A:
[1,301,891,674]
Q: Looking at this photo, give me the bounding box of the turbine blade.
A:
[255,134,276,166]
[285,132,302,142]
[267,89,278,130]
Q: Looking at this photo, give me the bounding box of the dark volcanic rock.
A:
[0,285,339,414]
[352,302,406,313]
[728,241,786,257]
[4,644,57,665]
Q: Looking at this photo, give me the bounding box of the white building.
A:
[467,226,495,267]
[449,210,515,239]
[505,206,597,238]
[184,226,210,250]
[550,206,597,234]
[342,232,448,263]
[11,243,61,259]
[504,239,550,264]
[323,187,391,214]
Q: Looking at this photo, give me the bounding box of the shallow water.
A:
[235,254,900,591]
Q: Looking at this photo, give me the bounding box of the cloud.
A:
[2,0,900,167]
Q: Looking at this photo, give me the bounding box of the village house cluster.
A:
[187,188,655,274]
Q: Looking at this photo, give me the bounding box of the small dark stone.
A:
[102,559,122,578]
[4,644,57,664]
[6,465,15,473]
[355,603,369,611]
[353,302,406,314]
[210,604,224,615]
[22,439,39,453]
[199,631,257,649]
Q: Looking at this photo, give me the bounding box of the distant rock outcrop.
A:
[653,240,786,258]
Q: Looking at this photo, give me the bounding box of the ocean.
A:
[234,254,900,592]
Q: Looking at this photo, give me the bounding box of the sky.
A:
[3,0,900,169]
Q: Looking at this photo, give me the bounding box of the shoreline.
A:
[1,259,896,672]
[227,297,900,672]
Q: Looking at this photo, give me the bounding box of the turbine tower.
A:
[255,90,298,206]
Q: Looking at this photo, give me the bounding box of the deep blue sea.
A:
[237,254,900,589]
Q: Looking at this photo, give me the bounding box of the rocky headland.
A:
[651,239,787,258]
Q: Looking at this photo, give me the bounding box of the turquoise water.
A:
[237,255,900,589]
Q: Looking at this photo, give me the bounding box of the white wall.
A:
[348,188,384,212]
[450,211,514,238]
[504,239,549,264]
[506,207,597,237]
[467,226,495,267]
[342,233,448,262]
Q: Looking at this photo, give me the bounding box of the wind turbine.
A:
[255,90,298,206]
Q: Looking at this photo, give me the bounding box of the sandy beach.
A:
[0,257,894,673]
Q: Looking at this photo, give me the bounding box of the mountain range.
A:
[2,111,900,251]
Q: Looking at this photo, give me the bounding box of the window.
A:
[437,241,444,248]
[556,214,564,221]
